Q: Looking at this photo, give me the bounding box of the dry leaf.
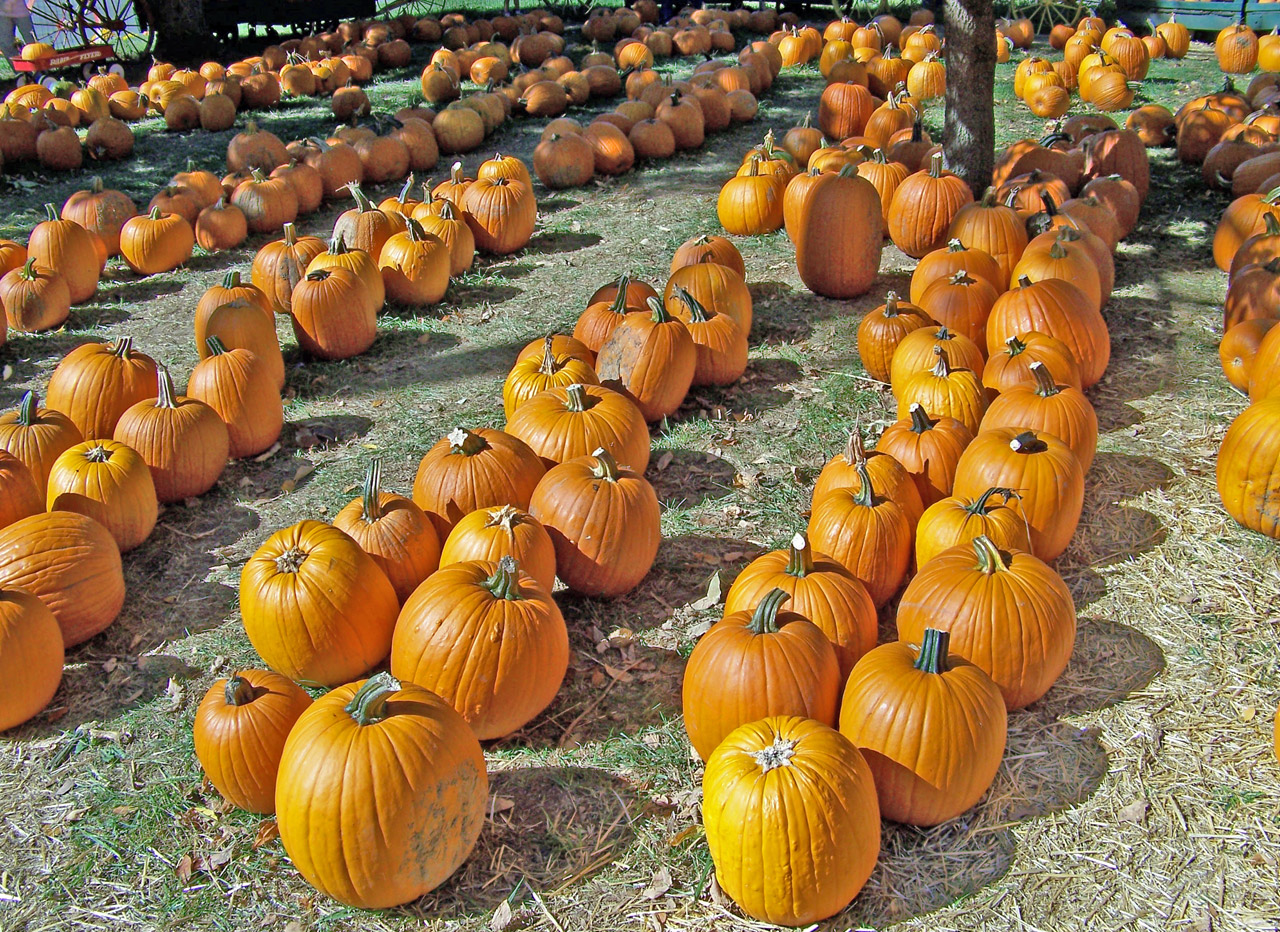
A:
[1117,799,1148,823]
[689,572,723,611]
[162,678,183,712]
[207,847,233,871]
[667,824,700,847]
[1,364,12,381]
[1191,910,1212,932]
[111,805,136,819]
[252,820,279,848]
[707,872,730,907]
[282,924,303,932]
[489,796,515,817]
[655,451,674,472]
[175,855,194,883]
[63,807,88,823]
[1240,706,1257,722]
[252,443,280,463]
[602,663,633,684]
[642,866,672,900]
[490,899,514,932]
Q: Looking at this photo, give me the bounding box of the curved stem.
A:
[963,486,1020,515]
[481,555,523,601]
[591,447,621,481]
[538,335,559,376]
[205,335,229,356]
[746,587,790,635]
[913,628,951,674]
[785,533,814,578]
[155,367,179,409]
[852,459,876,508]
[645,295,676,324]
[362,458,384,521]
[971,534,1011,575]
[930,344,952,378]
[907,402,935,433]
[224,674,257,706]
[1029,361,1061,397]
[16,391,38,427]
[343,671,400,725]
[671,285,710,322]
[112,337,134,359]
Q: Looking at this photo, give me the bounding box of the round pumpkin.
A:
[0,391,83,493]
[46,439,157,553]
[915,486,1034,566]
[506,382,650,472]
[0,588,64,732]
[1217,395,1280,537]
[439,504,557,594]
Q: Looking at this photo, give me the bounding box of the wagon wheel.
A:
[78,0,156,61]
[28,0,85,49]
[1008,0,1085,36]
[375,0,446,19]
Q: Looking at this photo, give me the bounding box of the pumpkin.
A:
[506,382,650,472]
[918,271,1001,346]
[0,451,42,532]
[251,223,327,315]
[982,361,1098,472]
[333,182,401,260]
[702,716,880,926]
[896,346,989,436]
[0,587,64,732]
[1226,258,1280,330]
[0,510,124,647]
[0,241,26,279]
[28,204,99,303]
[915,486,1033,566]
[857,292,934,383]
[193,670,313,813]
[226,121,288,173]
[877,403,974,506]
[275,673,487,908]
[187,338,282,460]
[596,297,696,423]
[416,199,475,276]
[0,258,70,333]
[1218,395,1280,536]
[46,440,157,553]
[528,448,660,596]
[787,164,884,298]
[1217,22,1260,74]
[724,532,876,680]
[297,137,364,200]
[808,461,913,606]
[195,199,248,252]
[910,239,1005,305]
[503,336,600,420]
[534,132,595,189]
[718,156,785,235]
[897,536,1076,709]
[61,177,136,257]
[952,427,1084,561]
[818,79,875,139]
[664,260,753,333]
[113,367,229,503]
[120,208,195,275]
[439,505,557,594]
[983,331,1082,394]
[670,234,746,279]
[462,176,537,255]
[379,218,451,307]
[590,274,661,310]
[390,556,567,739]
[888,152,976,259]
[0,391,83,493]
[290,267,378,361]
[231,168,299,235]
[1221,318,1279,392]
[240,521,399,687]
[412,427,546,539]
[813,429,925,525]
[333,459,441,604]
[987,276,1110,388]
[839,627,1007,824]
[665,284,748,386]
[46,338,158,441]
[684,588,840,760]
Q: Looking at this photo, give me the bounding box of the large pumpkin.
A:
[723,532,877,680]
[239,521,399,687]
[789,164,884,298]
[528,448,660,596]
[0,510,124,647]
[275,673,487,908]
[187,338,283,460]
[27,204,100,303]
[46,338,158,441]
[896,536,1076,709]
[1217,395,1280,537]
[0,588,64,732]
[462,176,537,255]
[390,556,568,739]
[888,152,976,259]
[838,627,1007,825]
[193,669,313,813]
[595,297,696,422]
[683,588,840,760]
[703,716,880,926]
[412,427,546,539]
[0,451,43,532]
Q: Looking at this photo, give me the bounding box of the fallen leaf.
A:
[207,847,233,871]
[667,824,700,847]
[689,572,723,611]
[1240,706,1257,722]
[111,805,136,819]
[642,865,672,899]
[371,399,385,408]
[642,733,661,748]
[1117,799,1148,823]
[283,923,304,932]
[1191,910,1212,932]
[252,443,281,463]
[1,364,11,381]
[489,796,515,817]
[603,663,633,683]
[175,855,194,883]
[707,872,730,907]
[417,333,432,345]
[490,899,514,932]
[252,820,279,848]
[162,678,183,712]
[63,807,88,823]
[654,451,674,472]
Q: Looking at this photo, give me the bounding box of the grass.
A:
[1,18,1279,932]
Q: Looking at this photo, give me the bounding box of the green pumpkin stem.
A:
[448,427,488,456]
[221,269,243,289]
[1004,335,1028,356]
[972,534,1012,574]
[362,458,384,521]
[563,382,594,413]
[396,173,416,205]
[608,274,632,314]
[978,187,998,208]
[914,628,951,674]
[644,295,675,324]
[155,366,179,409]
[224,673,257,706]
[148,206,163,220]
[112,336,135,359]
[16,391,37,426]
[481,555,524,601]
[964,486,1021,516]
[1029,361,1061,397]
[672,285,711,323]
[345,181,375,212]
[344,671,400,725]
[404,216,428,241]
[205,335,228,356]
[19,257,37,280]
[907,402,936,433]
[591,447,621,481]
[747,587,791,635]
[44,203,59,222]
[852,460,877,508]
[328,233,349,255]
[785,533,814,577]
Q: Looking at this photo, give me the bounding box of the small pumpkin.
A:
[915,486,1033,566]
[857,292,934,383]
[0,258,70,333]
[439,504,557,593]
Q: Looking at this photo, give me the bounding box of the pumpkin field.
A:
[1,5,1279,931]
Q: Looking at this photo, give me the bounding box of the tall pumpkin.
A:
[193,669,313,813]
[239,521,400,687]
[683,588,840,761]
[28,204,100,303]
[595,297,696,422]
[1217,395,1280,537]
[896,536,1076,709]
[187,338,283,460]
[838,628,1007,825]
[275,673,487,908]
[390,556,568,739]
[462,176,537,255]
[703,716,880,926]
[788,164,884,298]
[412,427,546,539]
[888,152,976,259]
[46,338,158,441]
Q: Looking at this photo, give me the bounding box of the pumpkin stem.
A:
[345,181,375,212]
[563,383,594,413]
[328,233,350,255]
[1266,213,1280,237]
[274,546,307,573]
[16,391,38,427]
[913,627,951,674]
[964,486,1021,516]
[608,274,633,314]
[785,532,814,578]
[112,336,135,359]
[1017,275,1034,289]
[907,402,936,433]
[450,161,464,184]
[537,335,561,375]
[481,555,524,601]
[947,238,967,253]
[1003,334,1028,356]
[155,366,179,409]
[883,292,902,316]
[404,216,428,241]
[930,344,952,377]
[978,187,998,208]
[671,285,711,323]
[1028,361,1062,397]
[1009,430,1048,454]
[148,206,163,220]
[205,335,228,356]
[1048,240,1068,260]
[282,222,298,246]
[344,671,400,726]
[224,673,257,706]
[644,295,676,324]
[590,447,621,481]
[221,269,243,290]
[483,503,524,531]
[852,459,877,508]
[396,173,415,205]
[89,176,104,193]
[841,429,868,466]
[18,257,37,280]
[44,203,59,222]
[746,587,791,635]
[750,733,797,773]
[84,443,112,463]
[362,458,384,521]
[448,427,488,456]
[927,151,944,178]
[972,534,1012,574]
[948,270,976,286]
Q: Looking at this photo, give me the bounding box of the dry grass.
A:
[0,23,1278,932]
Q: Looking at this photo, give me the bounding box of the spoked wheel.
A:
[375,0,446,19]
[28,0,84,49]
[78,0,156,61]
[1009,0,1085,36]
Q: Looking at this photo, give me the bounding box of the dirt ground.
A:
[0,23,1278,932]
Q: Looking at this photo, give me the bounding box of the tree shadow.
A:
[647,449,738,509]
[523,230,603,255]
[399,766,644,919]
[631,533,759,618]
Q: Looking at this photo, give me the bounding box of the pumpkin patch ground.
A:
[1,16,1279,932]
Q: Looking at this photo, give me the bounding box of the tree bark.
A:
[148,0,208,61]
[943,0,995,196]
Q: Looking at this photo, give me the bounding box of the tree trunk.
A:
[942,0,995,196]
[148,0,208,61]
